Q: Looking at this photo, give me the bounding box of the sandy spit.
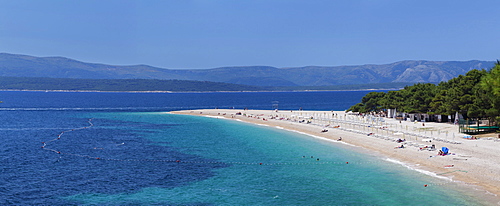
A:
[170,109,500,203]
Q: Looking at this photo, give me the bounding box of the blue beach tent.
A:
[441,147,449,155]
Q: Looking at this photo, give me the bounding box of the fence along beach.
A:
[171,109,500,202]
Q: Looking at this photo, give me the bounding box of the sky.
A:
[0,0,499,69]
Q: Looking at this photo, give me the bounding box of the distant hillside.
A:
[0,76,413,92]
[0,53,495,87]
[0,76,264,92]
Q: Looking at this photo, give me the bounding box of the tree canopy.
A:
[348,61,500,124]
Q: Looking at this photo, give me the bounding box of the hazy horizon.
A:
[1,1,499,69]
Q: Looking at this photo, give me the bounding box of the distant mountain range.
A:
[0,53,495,87]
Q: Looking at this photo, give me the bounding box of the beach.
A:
[171,109,500,201]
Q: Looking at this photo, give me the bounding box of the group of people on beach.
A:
[419,144,436,151]
[464,135,478,140]
[394,138,407,149]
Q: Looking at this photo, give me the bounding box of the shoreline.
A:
[171,109,500,204]
[0,88,398,94]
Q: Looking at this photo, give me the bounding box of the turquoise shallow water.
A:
[0,91,491,205]
[63,112,482,205]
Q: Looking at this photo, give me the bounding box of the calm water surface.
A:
[0,91,488,205]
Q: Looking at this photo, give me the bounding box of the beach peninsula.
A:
[171,109,500,201]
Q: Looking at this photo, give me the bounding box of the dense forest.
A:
[348,61,500,124]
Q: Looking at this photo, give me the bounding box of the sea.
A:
[0,90,491,205]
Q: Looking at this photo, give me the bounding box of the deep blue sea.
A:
[0,91,486,205]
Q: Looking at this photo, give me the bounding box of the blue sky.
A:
[1,0,498,69]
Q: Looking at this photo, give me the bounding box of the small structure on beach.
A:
[459,118,499,134]
[272,101,279,110]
